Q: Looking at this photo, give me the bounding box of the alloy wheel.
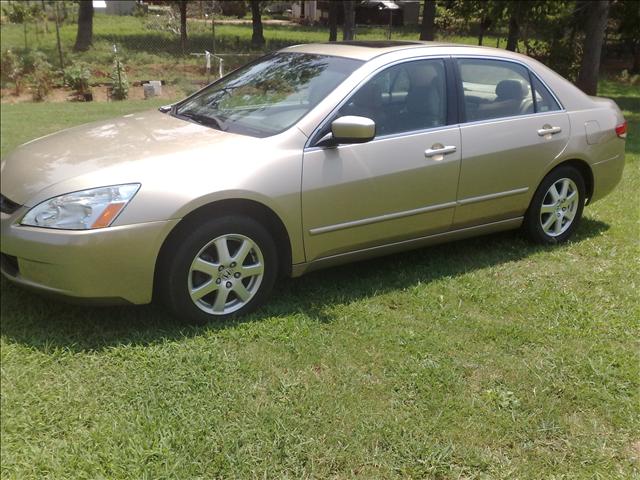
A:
[187,234,264,315]
[539,177,579,237]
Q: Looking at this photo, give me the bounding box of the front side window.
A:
[458,58,534,122]
[336,58,447,137]
[175,53,363,137]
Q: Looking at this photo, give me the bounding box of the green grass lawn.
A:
[1,82,638,478]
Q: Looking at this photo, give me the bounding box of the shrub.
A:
[619,69,640,86]
[1,49,25,95]
[110,58,129,100]
[64,63,92,94]
[21,50,51,74]
[1,2,28,23]
[29,54,54,101]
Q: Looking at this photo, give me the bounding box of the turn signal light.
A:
[91,202,126,229]
[615,121,627,139]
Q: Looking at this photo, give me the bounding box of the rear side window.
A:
[457,59,534,122]
[531,75,561,112]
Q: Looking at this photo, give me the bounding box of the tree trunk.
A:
[251,0,265,47]
[419,0,435,41]
[632,45,640,74]
[73,0,93,52]
[576,0,609,95]
[343,1,355,41]
[505,4,520,52]
[328,0,338,41]
[478,14,491,46]
[179,0,188,53]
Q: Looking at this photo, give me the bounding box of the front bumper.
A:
[1,208,178,304]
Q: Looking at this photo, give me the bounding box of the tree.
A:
[420,0,436,41]
[477,10,493,46]
[73,0,93,52]
[328,0,338,42]
[179,1,188,52]
[576,0,609,95]
[505,0,522,51]
[612,0,640,74]
[478,1,512,46]
[503,1,553,53]
[251,0,265,47]
[445,1,506,47]
[343,1,355,41]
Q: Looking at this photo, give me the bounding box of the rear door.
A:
[453,57,570,227]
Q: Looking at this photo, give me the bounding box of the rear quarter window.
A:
[531,75,561,112]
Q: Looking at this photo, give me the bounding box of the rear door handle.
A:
[537,125,562,136]
[424,144,457,158]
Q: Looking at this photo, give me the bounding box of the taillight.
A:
[615,121,627,139]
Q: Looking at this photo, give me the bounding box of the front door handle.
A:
[537,125,562,137]
[425,143,457,159]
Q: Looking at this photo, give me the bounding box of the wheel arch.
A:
[153,198,293,300]
[544,158,594,204]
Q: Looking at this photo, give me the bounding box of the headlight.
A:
[21,184,140,230]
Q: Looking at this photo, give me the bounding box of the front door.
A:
[301,58,462,262]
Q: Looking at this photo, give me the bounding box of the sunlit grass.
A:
[0,77,638,478]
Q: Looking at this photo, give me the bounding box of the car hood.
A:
[0,109,238,205]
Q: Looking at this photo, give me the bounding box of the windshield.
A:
[174,53,363,138]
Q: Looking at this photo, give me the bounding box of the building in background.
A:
[93,0,137,15]
[291,0,420,26]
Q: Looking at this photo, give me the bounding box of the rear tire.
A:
[524,165,585,244]
[158,216,278,324]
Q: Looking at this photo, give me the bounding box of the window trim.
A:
[452,55,565,125]
[305,55,456,149]
[528,69,539,113]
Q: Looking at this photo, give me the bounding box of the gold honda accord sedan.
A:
[0,42,627,322]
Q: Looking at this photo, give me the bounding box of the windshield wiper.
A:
[179,111,224,131]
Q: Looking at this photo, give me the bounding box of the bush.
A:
[110,58,129,100]
[1,49,25,95]
[619,69,640,86]
[2,2,28,23]
[21,50,51,74]
[28,54,53,101]
[64,63,92,94]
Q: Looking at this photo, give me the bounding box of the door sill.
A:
[291,217,523,277]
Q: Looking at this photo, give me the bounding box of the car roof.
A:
[281,40,557,64]
[282,40,464,61]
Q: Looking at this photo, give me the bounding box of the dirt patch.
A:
[1,84,184,104]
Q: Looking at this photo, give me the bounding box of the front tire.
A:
[158,216,278,323]
[524,165,586,244]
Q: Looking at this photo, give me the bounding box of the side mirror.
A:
[316,116,376,147]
